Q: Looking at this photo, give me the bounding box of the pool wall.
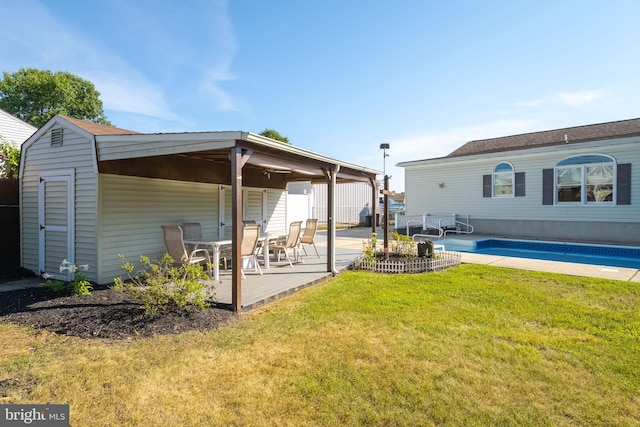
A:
[469,218,640,246]
[476,238,640,259]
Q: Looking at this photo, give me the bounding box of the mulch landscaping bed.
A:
[0,265,236,340]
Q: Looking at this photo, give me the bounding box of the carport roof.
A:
[26,115,381,185]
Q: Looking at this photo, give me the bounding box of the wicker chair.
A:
[161,225,211,277]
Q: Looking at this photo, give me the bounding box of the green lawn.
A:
[1,264,639,426]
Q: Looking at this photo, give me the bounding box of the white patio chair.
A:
[272,221,303,267]
[161,225,212,277]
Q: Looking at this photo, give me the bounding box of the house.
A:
[0,108,37,145]
[397,118,640,245]
[19,115,380,310]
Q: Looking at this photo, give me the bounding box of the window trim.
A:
[493,162,514,198]
[554,154,616,205]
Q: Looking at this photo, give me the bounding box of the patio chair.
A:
[161,225,212,277]
[299,218,320,258]
[272,221,303,267]
[239,223,263,279]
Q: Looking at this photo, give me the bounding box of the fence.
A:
[353,251,462,273]
[0,178,19,265]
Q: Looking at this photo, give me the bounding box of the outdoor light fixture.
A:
[380,143,390,176]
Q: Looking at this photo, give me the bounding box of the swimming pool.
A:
[438,238,640,269]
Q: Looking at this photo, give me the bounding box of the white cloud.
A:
[387,119,537,163]
[0,1,181,121]
[517,89,607,109]
[555,90,605,107]
[197,1,243,112]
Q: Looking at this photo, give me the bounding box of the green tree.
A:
[259,128,290,144]
[0,68,111,128]
[0,136,21,178]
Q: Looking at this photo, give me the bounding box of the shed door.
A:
[38,171,74,280]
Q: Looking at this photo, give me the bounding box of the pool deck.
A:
[421,232,640,282]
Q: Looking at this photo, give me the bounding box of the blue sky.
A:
[3,0,640,191]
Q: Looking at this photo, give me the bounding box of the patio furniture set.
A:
[161,219,320,281]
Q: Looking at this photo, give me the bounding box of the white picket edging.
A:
[353,251,461,273]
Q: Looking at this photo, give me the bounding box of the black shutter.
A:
[617,163,631,205]
[483,174,492,197]
[515,172,525,197]
[542,168,554,205]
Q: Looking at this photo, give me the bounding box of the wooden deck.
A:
[209,234,366,310]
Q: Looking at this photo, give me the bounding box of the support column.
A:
[230,146,252,312]
[326,165,339,275]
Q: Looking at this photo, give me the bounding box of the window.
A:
[555,155,614,204]
[493,162,514,196]
[483,163,525,198]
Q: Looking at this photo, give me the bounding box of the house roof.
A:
[59,116,139,135]
[447,117,640,158]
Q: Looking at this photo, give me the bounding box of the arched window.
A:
[493,162,514,197]
[555,155,615,204]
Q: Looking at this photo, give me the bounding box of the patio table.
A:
[185,232,287,280]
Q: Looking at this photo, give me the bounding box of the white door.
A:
[218,185,232,239]
[38,171,74,280]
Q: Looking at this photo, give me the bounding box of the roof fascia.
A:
[398,136,640,168]
[245,133,381,176]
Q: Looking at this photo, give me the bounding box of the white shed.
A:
[19,116,380,310]
[398,118,640,245]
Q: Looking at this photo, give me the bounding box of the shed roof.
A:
[448,117,640,158]
[60,116,139,135]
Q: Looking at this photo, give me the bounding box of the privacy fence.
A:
[0,178,19,265]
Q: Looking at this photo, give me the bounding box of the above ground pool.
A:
[438,238,640,269]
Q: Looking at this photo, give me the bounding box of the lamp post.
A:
[380,143,390,176]
[379,143,390,259]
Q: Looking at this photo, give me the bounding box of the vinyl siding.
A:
[403,138,640,224]
[98,174,220,283]
[98,176,288,283]
[265,189,287,234]
[20,125,98,279]
[0,110,36,145]
[307,182,374,224]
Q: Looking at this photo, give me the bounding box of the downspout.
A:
[328,164,340,275]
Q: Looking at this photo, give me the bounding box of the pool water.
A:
[438,238,640,269]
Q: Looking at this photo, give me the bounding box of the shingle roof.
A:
[60,115,139,135]
[447,117,640,158]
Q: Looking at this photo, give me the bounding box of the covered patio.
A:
[93,124,380,311]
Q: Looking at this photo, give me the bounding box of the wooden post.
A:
[369,176,377,234]
[231,147,243,311]
[383,175,389,259]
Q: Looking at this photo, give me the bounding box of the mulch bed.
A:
[0,265,236,340]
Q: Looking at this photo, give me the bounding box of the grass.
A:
[1,264,639,426]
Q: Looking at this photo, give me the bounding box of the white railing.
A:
[395,213,474,237]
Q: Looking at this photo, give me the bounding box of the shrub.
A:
[113,254,212,314]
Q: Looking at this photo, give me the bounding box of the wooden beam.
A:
[231,147,244,311]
